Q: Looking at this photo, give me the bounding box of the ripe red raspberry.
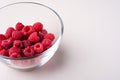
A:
[42,29,48,35]
[13,40,23,48]
[42,39,52,50]
[12,31,23,40]
[44,33,55,41]
[38,29,48,42]
[1,37,13,49]
[0,22,55,58]
[0,34,6,41]
[0,49,8,56]
[28,32,40,43]
[0,40,2,45]
[34,43,43,53]
[38,32,44,42]
[31,45,34,50]
[33,22,43,31]
[10,52,21,58]
[22,26,35,36]
[23,40,31,48]
[9,47,22,55]
[16,22,24,31]
[5,27,15,38]
[23,46,34,57]
[0,46,3,51]
[46,44,52,50]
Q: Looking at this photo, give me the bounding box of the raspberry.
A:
[38,29,47,40]
[0,46,3,51]
[0,49,8,56]
[5,27,15,38]
[23,40,31,48]
[23,46,34,57]
[22,26,35,36]
[42,39,52,50]
[38,32,44,41]
[34,43,43,53]
[0,22,55,58]
[33,22,43,31]
[16,22,24,31]
[12,31,23,40]
[0,34,6,41]
[1,37,13,49]
[0,40,2,45]
[28,32,40,43]
[13,40,23,48]
[42,29,48,35]
[44,33,55,41]
[31,45,34,50]
[46,44,52,50]
[10,52,21,58]
[9,47,22,55]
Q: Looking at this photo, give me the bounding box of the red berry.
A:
[42,39,52,50]
[31,45,34,50]
[9,47,21,55]
[28,32,40,43]
[0,49,8,56]
[44,33,55,41]
[23,40,31,48]
[5,27,15,38]
[13,40,23,48]
[42,29,48,35]
[16,22,24,31]
[33,22,43,31]
[0,34,6,41]
[38,29,47,41]
[0,46,3,51]
[46,44,52,50]
[38,29,48,41]
[38,32,44,41]
[0,40,2,45]
[23,46,34,57]
[34,43,43,53]
[0,22,55,58]
[10,52,21,58]
[22,26,35,36]
[1,37,13,49]
[12,31,23,40]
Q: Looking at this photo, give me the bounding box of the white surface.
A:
[0,0,120,80]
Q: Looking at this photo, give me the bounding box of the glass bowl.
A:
[0,2,64,71]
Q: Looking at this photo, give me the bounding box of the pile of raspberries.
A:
[0,22,55,58]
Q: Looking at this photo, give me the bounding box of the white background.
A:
[0,0,120,80]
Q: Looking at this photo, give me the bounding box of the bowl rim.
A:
[0,2,64,60]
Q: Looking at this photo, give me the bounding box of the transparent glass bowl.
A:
[0,2,64,71]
